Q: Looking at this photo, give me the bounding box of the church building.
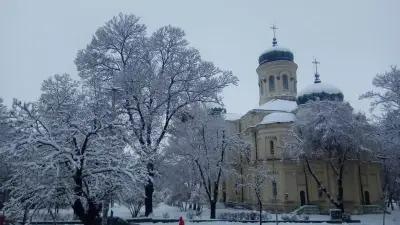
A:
[222,30,383,213]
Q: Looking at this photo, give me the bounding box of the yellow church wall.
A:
[223,151,383,213]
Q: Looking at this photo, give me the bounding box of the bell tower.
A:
[257,26,298,105]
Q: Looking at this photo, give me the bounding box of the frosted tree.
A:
[361,66,400,208]
[167,104,246,219]
[75,13,238,216]
[239,164,271,225]
[1,74,145,225]
[360,66,400,111]
[160,155,202,211]
[288,100,372,212]
[0,98,14,210]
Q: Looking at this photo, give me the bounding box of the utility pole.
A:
[377,155,389,225]
[272,158,278,225]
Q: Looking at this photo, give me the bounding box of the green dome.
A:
[258,46,294,65]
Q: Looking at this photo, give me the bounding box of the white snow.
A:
[28,204,400,225]
[224,113,242,121]
[261,46,292,55]
[298,82,342,96]
[259,112,295,125]
[255,99,297,112]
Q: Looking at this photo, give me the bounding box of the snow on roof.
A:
[261,46,292,55]
[255,99,297,112]
[224,113,242,121]
[298,82,342,96]
[259,112,295,125]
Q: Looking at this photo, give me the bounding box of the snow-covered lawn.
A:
[109,203,400,225]
[28,203,400,225]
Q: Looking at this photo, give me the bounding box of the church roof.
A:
[258,46,294,65]
[255,99,297,112]
[298,82,342,96]
[259,112,295,125]
[224,113,242,121]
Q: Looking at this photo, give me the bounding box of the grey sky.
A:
[1,0,399,115]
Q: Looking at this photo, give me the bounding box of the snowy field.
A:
[28,203,400,225]
[108,203,400,225]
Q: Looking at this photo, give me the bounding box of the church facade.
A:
[222,35,383,213]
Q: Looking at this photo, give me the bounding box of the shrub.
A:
[162,212,170,219]
[217,211,271,221]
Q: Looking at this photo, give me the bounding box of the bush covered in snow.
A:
[217,211,271,221]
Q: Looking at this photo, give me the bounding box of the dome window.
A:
[270,140,275,155]
[269,76,275,91]
[283,74,289,90]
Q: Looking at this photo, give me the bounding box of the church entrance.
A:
[300,191,306,206]
[364,191,370,205]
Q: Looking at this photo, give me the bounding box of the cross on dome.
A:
[270,24,278,46]
[312,58,321,83]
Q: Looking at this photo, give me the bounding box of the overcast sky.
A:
[1,0,399,115]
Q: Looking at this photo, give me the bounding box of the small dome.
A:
[258,46,294,65]
[297,82,344,104]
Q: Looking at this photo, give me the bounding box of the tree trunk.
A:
[73,199,101,225]
[258,200,262,225]
[72,168,101,225]
[145,163,154,217]
[305,158,341,209]
[337,160,345,213]
[21,207,29,225]
[337,174,344,212]
[303,164,310,204]
[102,198,110,225]
[357,158,365,205]
[210,200,216,219]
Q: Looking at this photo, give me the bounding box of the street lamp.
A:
[376,155,389,225]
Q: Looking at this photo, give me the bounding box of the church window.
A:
[272,180,277,197]
[259,82,263,95]
[269,76,275,91]
[283,74,289,90]
[270,140,275,155]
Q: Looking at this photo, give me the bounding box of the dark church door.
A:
[300,191,306,206]
[364,191,370,205]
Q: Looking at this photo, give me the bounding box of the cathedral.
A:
[222,31,383,213]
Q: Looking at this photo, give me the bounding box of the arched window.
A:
[270,140,274,155]
[272,180,277,197]
[259,82,263,95]
[269,76,275,91]
[282,74,289,90]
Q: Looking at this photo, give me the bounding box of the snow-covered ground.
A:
[109,203,400,225]
[29,203,400,225]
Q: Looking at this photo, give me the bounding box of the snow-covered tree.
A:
[361,66,400,208]
[0,98,13,146]
[238,164,271,225]
[118,188,145,218]
[75,13,238,216]
[1,74,145,225]
[360,66,400,111]
[0,98,14,210]
[166,104,246,219]
[159,149,205,214]
[288,100,373,212]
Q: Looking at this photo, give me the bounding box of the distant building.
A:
[222,31,382,213]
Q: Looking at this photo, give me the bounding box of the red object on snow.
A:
[178,216,184,225]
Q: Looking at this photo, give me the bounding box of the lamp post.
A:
[272,157,278,225]
[376,155,389,225]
